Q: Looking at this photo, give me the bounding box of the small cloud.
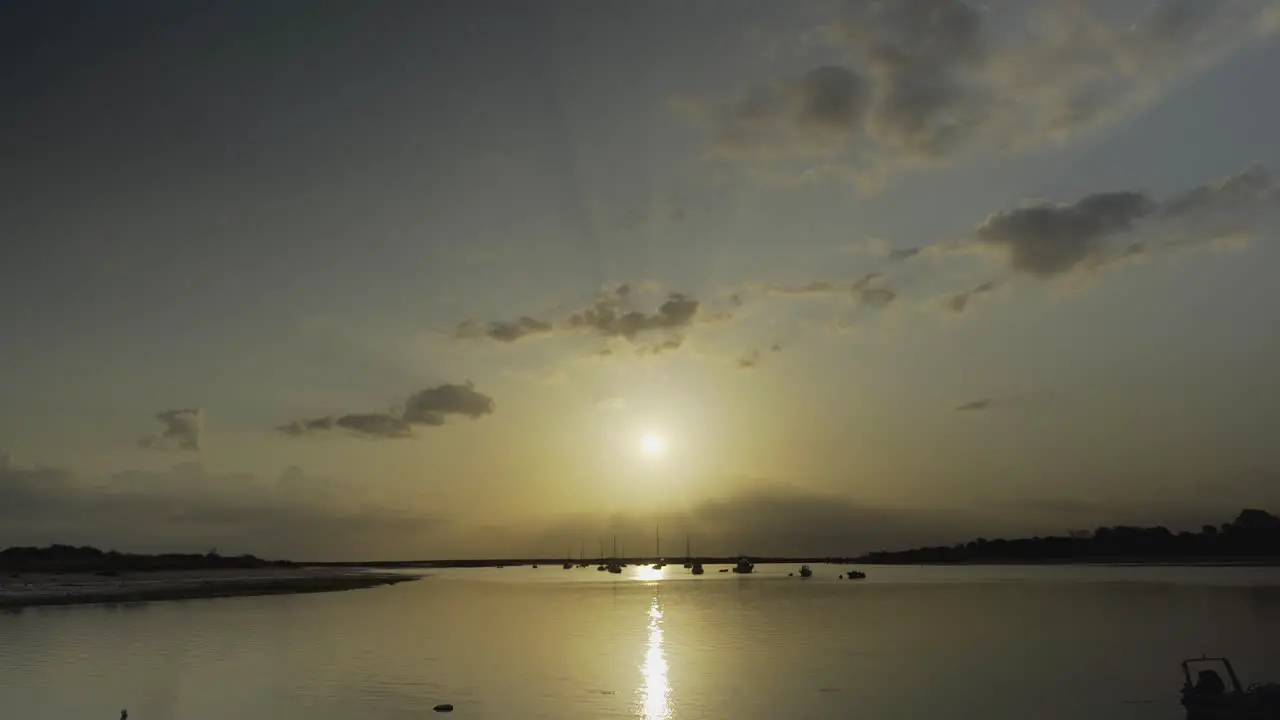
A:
[278,382,495,441]
[636,336,684,356]
[955,398,992,412]
[737,350,761,370]
[138,408,204,452]
[857,287,896,308]
[946,280,999,314]
[597,397,627,411]
[456,315,552,343]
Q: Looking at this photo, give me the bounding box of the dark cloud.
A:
[460,285,708,348]
[456,316,552,343]
[888,247,922,261]
[857,287,897,308]
[737,350,761,370]
[695,1,1274,180]
[841,0,986,158]
[722,65,870,154]
[569,290,700,341]
[955,398,992,411]
[0,460,442,560]
[853,272,897,307]
[946,280,998,313]
[278,382,494,440]
[974,191,1157,277]
[969,165,1275,278]
[138,408,203,452]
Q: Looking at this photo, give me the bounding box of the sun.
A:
[640,433,666,457]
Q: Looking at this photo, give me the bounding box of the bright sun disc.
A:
[640,433,666,457]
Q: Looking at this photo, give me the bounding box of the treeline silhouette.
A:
[0,544,291,575]
[855,509,1280,564]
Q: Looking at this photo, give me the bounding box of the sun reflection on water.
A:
[637,595,672,719]
[635,564,666,582]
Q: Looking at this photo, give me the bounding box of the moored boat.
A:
[732,557,754,574]
[1180,656,1280,719]
[798,565,812,578]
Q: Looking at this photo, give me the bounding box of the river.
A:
[2,563,1278,719]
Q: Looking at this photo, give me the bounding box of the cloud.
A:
[636,336,685,356]
[955,398,992,411]
[689,0,1279,183]
[1161,164,1275,218]
[974,191,1157,277]
[969,165,1276,278]
[455,316,552,343]
[459,285,710,352]
[764,272,898,307]
[946,280,998,313]
[569,290,700,340]
[138,408,203,452]
[278,382,495,440]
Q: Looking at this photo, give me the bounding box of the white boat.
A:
[1180,656,1280,719]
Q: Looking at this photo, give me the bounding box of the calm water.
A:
[2,564,1279,719]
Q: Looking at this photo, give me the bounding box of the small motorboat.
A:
[845,570,866,579]
[596,564,606,571]
[1180,656,1280,719]
[691,562,704,575]
[799,565,813,578]
[732,557,754,574]
[562,562,573,570]
[607,562,623,574]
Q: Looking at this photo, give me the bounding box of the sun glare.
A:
[640,433,666,457]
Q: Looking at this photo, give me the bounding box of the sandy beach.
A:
[0,567,418,608]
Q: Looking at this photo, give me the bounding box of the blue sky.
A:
[2,0,1279,559]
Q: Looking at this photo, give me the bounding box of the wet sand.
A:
[0,567,418,608]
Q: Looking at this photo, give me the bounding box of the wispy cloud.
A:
[684,0,1279,185]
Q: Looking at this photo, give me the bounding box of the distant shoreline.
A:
[0,568,418,609]
[306,556,1280,569]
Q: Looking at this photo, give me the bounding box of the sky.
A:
[3,0,1280,560]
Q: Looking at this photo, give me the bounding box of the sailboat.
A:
[652,524,665,568]
[683,534,693,569]
[596,539,607,571]
[607,536,623,574]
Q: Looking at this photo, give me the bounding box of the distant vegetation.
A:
[0,544,291,575]
[855,509,1280,564]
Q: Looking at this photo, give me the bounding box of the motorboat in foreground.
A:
[691,562,704,575]
[798,565,813,578]
[732,557,754,574]
[1180,656,1280,719]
